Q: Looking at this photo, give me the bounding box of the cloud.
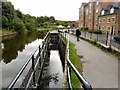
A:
[9,0,89,21]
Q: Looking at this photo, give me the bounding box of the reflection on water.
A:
[49,50,63,88]
[1,31,48,88]
[40,50,63,88]
[2,31,47,63]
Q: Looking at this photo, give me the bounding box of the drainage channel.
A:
[38,50,63,88]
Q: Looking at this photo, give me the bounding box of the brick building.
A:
[79,3,88,28]
[79,0,120,34]
[98,3,120,34]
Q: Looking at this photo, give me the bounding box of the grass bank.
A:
[37,27,53,31]
[0,29,16,35]
[60,34,83,88]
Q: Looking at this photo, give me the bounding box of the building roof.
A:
[100,3,120,16]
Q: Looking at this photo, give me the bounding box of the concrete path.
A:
[68,34,119,88]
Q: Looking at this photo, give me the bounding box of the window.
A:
[102,18,105,23]
[96,16,98,20]
[112,17,115,22]
[96,8,98,13]
[96,1,99,5]
[99,19,101,23]
[86,9,88,15]
[89,10,91,13]
[102,26,104,30]
[107,26,110,30]
[101,10,104,15]
[90,6,91,10]
[110,7,114,13]
[89,3,91,7]
[107,18,110,23]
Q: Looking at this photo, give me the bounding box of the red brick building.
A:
[79,0,120,34]
[98,3,120,34]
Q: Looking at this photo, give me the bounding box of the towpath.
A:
[68,34,119,88]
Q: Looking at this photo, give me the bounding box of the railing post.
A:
[106,31,109,46]
[39,45,41,56]
[85,31,86,37]
[65,32,67,44]
[97,33,98,41]
[90,32,92,39]
[109,26,113,49]
[32,55,36,86]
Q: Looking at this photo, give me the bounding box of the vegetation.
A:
[80,27,102,34]
[89,30,102,34]
[69,42,83,88]
[60,34,82,88]
[0,29,15,35]
[1,1,71,35]
[0,1,59,34]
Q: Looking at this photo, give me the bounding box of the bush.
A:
[84,27,89,31]
[94,30,102,34]
[89,30,102,34]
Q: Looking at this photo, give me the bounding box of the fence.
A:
[80,31,120,52]
[61,32,92,90]
[7,32,50,89]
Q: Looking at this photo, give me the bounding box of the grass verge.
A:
[0,29,15,35]
[60,34,83,88]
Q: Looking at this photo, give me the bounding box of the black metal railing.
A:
[61,32,92,90]
[79,31,120,52]
[7,32,50,90]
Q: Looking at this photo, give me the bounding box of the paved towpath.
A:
[68,34,119,88]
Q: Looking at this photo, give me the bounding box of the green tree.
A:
[2,16,9,28]
[49,16,55,23]
[2,1,15,21]
[11,17,26,33]
[15,9,23,18]
[25,18,36,31]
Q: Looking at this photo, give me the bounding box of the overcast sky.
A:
[8,0,89,21]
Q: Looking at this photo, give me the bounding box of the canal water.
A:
[39,50,63,88]
[49,50,63,88]
[1,31,48,88]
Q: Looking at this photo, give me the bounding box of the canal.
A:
[1,31,48,88]
[39,50,63,88]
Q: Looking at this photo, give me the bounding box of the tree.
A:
[49,16,55,23]
[25,18,36,31]
[2,1,15,21]
[11,17,26,33]
[2,15,9,28]
[15,9,23,18]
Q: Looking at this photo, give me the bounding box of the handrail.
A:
[7,54,32,90]
[7,31,50,90]
[67,59,92,90]
[62,32,92,90]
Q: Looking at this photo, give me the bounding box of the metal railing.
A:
[7,32,50,90]
[80,31,120,52]
[61,32,92,90]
